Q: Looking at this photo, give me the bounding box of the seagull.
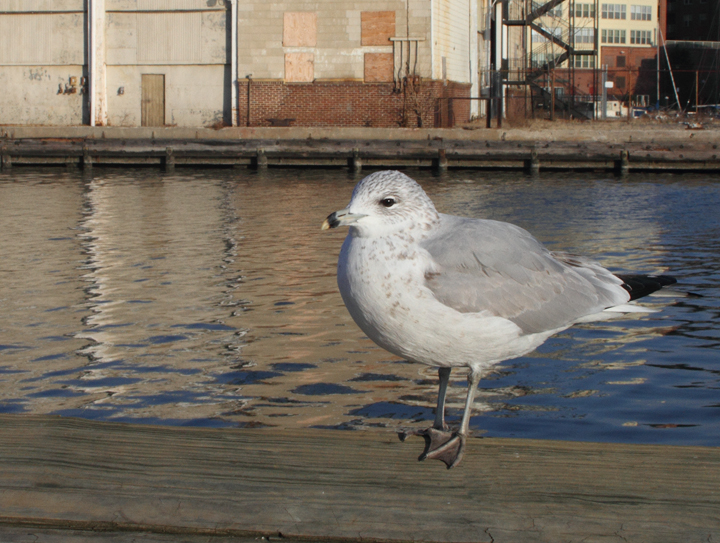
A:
[322,170,676,469]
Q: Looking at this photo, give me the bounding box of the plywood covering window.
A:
[285,52,314,82]
[364,53,394,82]
[283,12,317,47]
[361,11,395,46]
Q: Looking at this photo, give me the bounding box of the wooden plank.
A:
[0,414,718,543]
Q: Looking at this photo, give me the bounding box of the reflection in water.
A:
[0,168,718,445]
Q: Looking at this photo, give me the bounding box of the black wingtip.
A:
[617,274,677,301]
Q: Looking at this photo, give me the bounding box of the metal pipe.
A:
[245,74,252,127]
[88,0,95,126]
[229,0,238,126]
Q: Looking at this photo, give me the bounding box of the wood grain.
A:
[0,414,718,542]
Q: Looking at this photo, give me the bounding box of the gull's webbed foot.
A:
[398,428,466,469]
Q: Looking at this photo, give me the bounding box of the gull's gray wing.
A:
[421,214,630,334]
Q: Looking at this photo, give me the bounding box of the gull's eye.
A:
[380,198,396,208]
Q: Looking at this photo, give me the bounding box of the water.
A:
[0,167,718,445]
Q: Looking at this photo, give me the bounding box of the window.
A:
[574,3,596,17]
[615,76,626,88]
[549,4,563,16]
[601,3,626,19]
[601,29,626,43]
[616,55,626,67]
[573,54,596,68]
[683,0,692,4]
[630,30,653,44]
[532,27,562,42]
[574,28,595,44]
[532,29,547,42]
[530,52,565,68]
[683,14,693,26]
[631,5,652,20]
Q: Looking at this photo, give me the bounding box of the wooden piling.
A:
[254,148,268,169]
[435,148,448,171]
[82,145,92,170]
[527,149,540,175]
[163,147,175,172]
[350,147,362,171]
[1,144,9,169]
[618,149,630,175]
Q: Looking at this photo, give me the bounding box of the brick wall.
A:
[239,80,471,128]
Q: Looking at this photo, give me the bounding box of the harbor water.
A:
[0,167,718,445]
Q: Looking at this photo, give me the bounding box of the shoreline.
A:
[2,124,719,173]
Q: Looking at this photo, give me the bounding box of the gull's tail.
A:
[616,274,678,301]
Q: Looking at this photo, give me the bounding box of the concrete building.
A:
[0,0,480,128]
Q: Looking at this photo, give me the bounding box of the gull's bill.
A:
[322,209,367,230]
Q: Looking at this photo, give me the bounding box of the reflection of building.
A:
[0,0,480,128]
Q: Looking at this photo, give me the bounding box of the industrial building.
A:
[0,0,479,128]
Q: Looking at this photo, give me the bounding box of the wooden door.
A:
[141,74,165,127]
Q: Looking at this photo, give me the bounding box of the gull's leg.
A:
[433,367,451,430]
[398,367,453,453]
[422,368,480,469]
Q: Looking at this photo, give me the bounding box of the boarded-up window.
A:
[616,55,626,68]
[283,12,317,47]
[285,53,314,82]
[615,76,626,88]
[361,11,395,46]
[364,53,394,82]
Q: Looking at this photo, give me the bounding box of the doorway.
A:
[141,74,165,126]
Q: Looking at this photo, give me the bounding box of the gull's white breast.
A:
[337,232,556,371]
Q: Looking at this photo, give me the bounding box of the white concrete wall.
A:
[107,65,228,127]
[105,4,228,127]
[433,0,474,83]
[0,6,85,125]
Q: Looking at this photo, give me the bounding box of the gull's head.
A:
[322,171,439,238]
